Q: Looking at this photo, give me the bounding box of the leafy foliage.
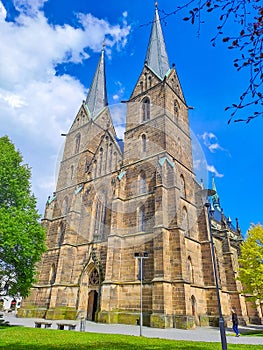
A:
[0,136,46,298]
[238,224,263,301]
[156,1,263,123]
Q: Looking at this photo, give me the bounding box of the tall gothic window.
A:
[94,193,106,241]
[62,197,69,215]
[113,151,118,170]
[139,171,146,194]
[180,174,186,198]
[99,148,103,176]
[142,134,146,154]
[108,143,113,172]
[187,256,194,283]
[142,97,150,121]
[49,264,56,284]
[138,205,146,231]
[75,133,81,153]
[58,222,65,246]
[182,206,189,236]
[174,100,179,121]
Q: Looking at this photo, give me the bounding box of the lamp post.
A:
[199,189,227,350]
[134,251,148,336]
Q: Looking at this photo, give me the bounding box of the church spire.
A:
[85,43,108,119]
[211,175,221,211]
[145,3,170,79]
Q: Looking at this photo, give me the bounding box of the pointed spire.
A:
[211,175,221,211]
[145,3,170,79]
[85,43,108,119]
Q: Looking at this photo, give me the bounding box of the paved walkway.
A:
[3,313,263,346]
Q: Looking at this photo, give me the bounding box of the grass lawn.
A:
[0,327,263,350]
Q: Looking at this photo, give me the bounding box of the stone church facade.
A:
[19,6,259,328]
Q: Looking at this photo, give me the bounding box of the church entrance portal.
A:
[87,290,98,321]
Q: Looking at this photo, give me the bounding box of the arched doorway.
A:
[78,265,100,320]
[87,268,100,320]
[87,290,98,321]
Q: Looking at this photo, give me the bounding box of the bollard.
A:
[80,317,86,332]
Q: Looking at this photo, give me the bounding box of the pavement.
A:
[3,312,263,346]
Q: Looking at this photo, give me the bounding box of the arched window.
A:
[138,205,146,231]
[89,269,100,286]
[139,171,146,194]
[142,97,150,121]
[113,151,118,170]
[58,222,65,246]
[182,206,189,236]
[75,133,81,153]
[191,295,196,316]
[108,143,113,172]
[70,165,74,180]
[187,256,194,283]
[142,134,146,154]
[62,197,69,215]
[49,264,56,285]
[94,192,106,241]
[99,148,103,176]
[180,174,186,198]
[148,76,152,88]
[174,100,179,120]
[140,81,143,93]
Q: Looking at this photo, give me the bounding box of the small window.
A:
[49,264,56,285]
[58,222,65,246]
[62,197,69,215]
[187,256,194,283]
[180,174,186,198]
[75,133,81,153]
[142,97,150,121]
[182,206,189,236]
[139,171,146,194]
[138,205,146,231]
[174,101,179,120]
[142,134,146,153]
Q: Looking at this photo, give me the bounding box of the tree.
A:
[0,136,46,298]
[157,1,263,123]
[238,224,263,302]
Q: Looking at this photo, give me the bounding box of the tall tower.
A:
[19,4,250,328]
[98,4,205,328]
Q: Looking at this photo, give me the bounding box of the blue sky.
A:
[0,0,261,234]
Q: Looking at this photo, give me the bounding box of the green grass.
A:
[0,327,263,350]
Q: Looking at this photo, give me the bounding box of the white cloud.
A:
[0,0,131,214]
[0,0,6,20]
[207,165,224,178]
[200,131,227,154]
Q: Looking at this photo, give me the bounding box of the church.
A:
[19,5,258,328]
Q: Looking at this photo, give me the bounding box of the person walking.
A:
[231,308,240,337]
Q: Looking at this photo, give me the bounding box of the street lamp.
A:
[134,251,148,336]
[199,189,227,350]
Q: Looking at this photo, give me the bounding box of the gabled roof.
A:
[145,5,170,80]
[85,46,108,119]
